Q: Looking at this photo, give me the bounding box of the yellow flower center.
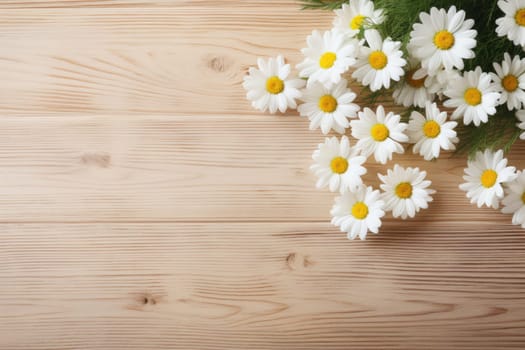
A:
[480,169,498,188]
[350,14,366,30]
[502,74,519,92]
[318,95,338,113]
[330,156,348,174]
[407,70,426,88]
[464,87,482,106]
[319,52,337,69]
[266,76,284,94]
[351,202,369,220]
[433,30,455,50]
[395,182,413,199]
[521,191,525,204]
[423,120,441,138]
[370,123,389,141]
[368,51,388,70]
[515,8,525,26]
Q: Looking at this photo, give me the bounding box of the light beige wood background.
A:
[1,1,525,349]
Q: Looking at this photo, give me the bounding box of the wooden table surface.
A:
[1,1,525,349]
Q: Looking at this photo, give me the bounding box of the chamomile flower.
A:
[496,0,525,47]
[331,185,385,240]
[407,102,458,160]
[379,165,435,219]
[393,59,435,108]
[332,0,385,38]
[352,30,406,92]
[298,79,360,134]
[459,149,517,209]
[398,52,462,98]
[490,53,525,110]
[517,109,525,139]
[350,105,408,164]
[243,55,305,114]
[443,67,501,126]
[426,66,462,97]
[311,136,367,193]
[297,30,357,88]
[501,171,525,228]
[408,6,477,74]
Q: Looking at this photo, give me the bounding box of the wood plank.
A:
[1,222,525,350]
[0,0,300,9]
[1,115,524,222]
[0,4,330,115]
[1,1,525,349]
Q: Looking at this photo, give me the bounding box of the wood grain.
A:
[2,222,525,350]
[0,114,524,223]
[0,0,300,8]
[0,4,329,116]
[0,1,524,349]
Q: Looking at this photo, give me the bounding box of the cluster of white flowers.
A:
[312,130,436,240]
[243,0,525,239]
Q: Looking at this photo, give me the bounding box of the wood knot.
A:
[81,152,111,168]
[286,252,314,270]
[488,306,508,316]
[207,55,230,73]
[295,168,306,176]
[126,292,163,311]
[142,296,157,305]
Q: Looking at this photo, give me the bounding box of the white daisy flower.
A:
[352,29,406,92]
[311,136,367,193]
[298,79,360,134]
[516,109,525,139]
[297,30,357,88]
[408,6,477,74]
[393,59,435,108]
[459,149,517,209]
[379,165,436,219]
[490,53,525,110]
[496,0,525,47]
[408,65,462,98]
[407,102,458,160]
[331,185,385,240]
[243,55,305,114]
[332,0,385,38]
[350,105,408,164]
[399,59,462,98]
[443,67,501,126]
[502,171,525,228]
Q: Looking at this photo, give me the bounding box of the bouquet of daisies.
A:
[243,0,525,239]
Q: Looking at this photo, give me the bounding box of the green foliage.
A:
[299,0,524,154]
[456,111,522,157]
